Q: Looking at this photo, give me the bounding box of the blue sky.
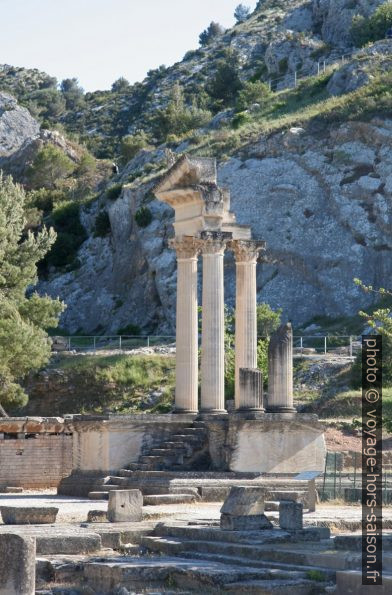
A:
[0,0,257,91]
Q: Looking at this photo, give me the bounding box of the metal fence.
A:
[52,334,360,355]
[320,451,392,504]
[266,47,392,92]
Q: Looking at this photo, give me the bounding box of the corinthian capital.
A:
[229,239,266,263]
[169,236,202,259]
[200,230,232,255]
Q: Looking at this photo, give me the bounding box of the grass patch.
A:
[191,67,392,159]
[35,354,175,415]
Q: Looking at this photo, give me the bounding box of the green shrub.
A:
[153,84,212,141]
[27,188,69,213]
[199,21,225,46]
[232,111,252,129]
[207,49,243,107]
[236,80,271,112]
[29,145,74,189]
[94,210,111,237]
[351,3,392,46]
[135,206,153,228]
[121,131,150,162]
[106,184,123,200]
[44,201,87,269]
[257,303,282,337]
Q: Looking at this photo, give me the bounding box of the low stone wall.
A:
[67,413,197,474]
[0,418,72,489]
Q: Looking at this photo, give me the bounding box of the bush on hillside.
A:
[135,206,152,228]
[153,84,212,141]
[351,3,392,46]
[29,145,74,189]
[207,49,243,107]
[121,131,150,162]
[60,78,85,110]
[236,80,271,112]
[94,210,111,237]
[27,188,70,214]
[106,184,123,200]
[111,77,131,93]
[199,21,225,46]
[234,4,251,23]
[43,201,87,269]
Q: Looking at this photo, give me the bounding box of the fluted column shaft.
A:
[201,233,227,413]
[171,237,201,413]
[268,323,295,412]
[231,240,265,410]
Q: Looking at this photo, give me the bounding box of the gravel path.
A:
[1,493,392,528]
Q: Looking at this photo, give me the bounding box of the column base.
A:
[173,408,199,414]
[232,408,265,420]
[267,406,296,413]
[198,409,227,419]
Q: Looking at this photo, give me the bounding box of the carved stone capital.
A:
[200,231,232,255]
[169,236,202,259]
[229,239,266,263]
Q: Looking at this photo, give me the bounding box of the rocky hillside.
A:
[1,0,392,334]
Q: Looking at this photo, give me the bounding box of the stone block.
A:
[220,513,273,531]
[220,486,268,516]
[35,533,101,555]
[220,486,272,531]
[279,500,303,530]
[4,487,23,493]
[107,489,143,523]
[0,533,36,594]
[87,509,108,523]
[0,506,58,525]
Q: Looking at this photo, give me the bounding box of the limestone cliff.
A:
[38,114,392,333]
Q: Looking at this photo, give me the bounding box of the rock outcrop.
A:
[0,92,40,156]
[38,117,392,333]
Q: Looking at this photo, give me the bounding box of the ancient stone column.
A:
[267,322,295,412]
[239,368,264,411]
[230,240,265,410]
[170,236,201,413]
[200,231,229,414]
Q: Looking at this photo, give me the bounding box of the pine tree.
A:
[234,4,251,23]
[199,22,225,46]
[0,174,64,414]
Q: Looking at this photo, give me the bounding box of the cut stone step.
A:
[336,570,392,594]
[154,523,330,544]
[160,441,187,447]
[149,448,187,456]
[143,494,197,506]
[91,484,120,492]
[88,491,109,500]
[224,578,330,594]
[178,549,335,581]
[142,535,339,573]
[83,556,307,591]
[334,533,392,551]
[126,463,149,471]
[36,533,102,555]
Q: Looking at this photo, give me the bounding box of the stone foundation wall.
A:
[205,413,326,473]
[0,434,72,489]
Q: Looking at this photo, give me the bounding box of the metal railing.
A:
[266,46,392,92]
[320,451,392,503]
[52,334,360,356]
